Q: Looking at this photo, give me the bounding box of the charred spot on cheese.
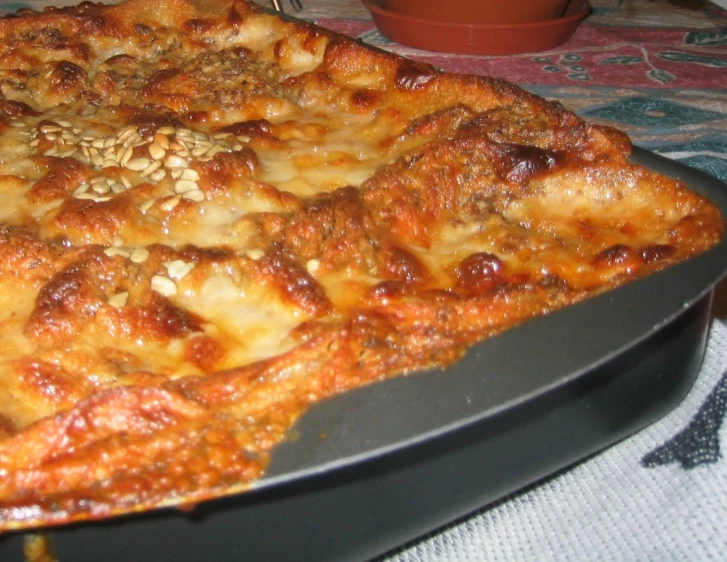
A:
[490,143,560,185]
[640,244,675,264]
[350,89,383,112]
[14,358,89,408]
[395,61,439,92]
[46,61,87,98]
[143,69,200,111]
[112,292,203,342]
[0,100,39,117]
[378,245,431,285]
[196,148,259,195]
[454,253,505,296]
[25,255,126,343]
[592,244,641,276]
[281,186,376,268]
[28,157,92,204]
[257,252,331,316]
[185,334,225,372]
[104,54,138,66]
[396,104,476,142]
[184,18,215,35]
[48,196,139,245]
[366,279,409,303]
[0,414,15,439]
[218,119,276,140]
[0,227,58,281]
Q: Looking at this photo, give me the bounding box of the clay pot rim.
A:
[364,0,588,30]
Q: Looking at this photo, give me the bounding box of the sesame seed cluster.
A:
[11,118,250,210]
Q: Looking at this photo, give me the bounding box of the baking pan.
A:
[0,148,726,561]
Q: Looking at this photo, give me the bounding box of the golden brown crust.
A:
[0,0,721,531]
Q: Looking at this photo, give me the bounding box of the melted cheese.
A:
[0,0,720,531]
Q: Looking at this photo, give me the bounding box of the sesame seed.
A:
[75,192,99,200]
[149,143,166,161]
[246,249,265,261]
[156,135,170,150]
[107,291,129,309]
[180,168,200,181]
[205,145,226,159]
[91,138,106,148]
[104,247,131,258]
[159,195,181,212]
[56,120,73,128]
[151,275,177,297]
[123,137,142,149]
[174,179,198,194]
[138,199,155,214]
[118,146,132,166]
[182,189,205,202]
[141,160,163,177]
[92,182,111,195]
[130,247,150,263]
[126,158,151,172]
[72,184,90,196]
[117,127,137,144]
[192,145,210,157]
[112,236,124,246]
[150,169,167,182]
[306,259,320,275]
[165,259,194,280]
[164,154,188,169]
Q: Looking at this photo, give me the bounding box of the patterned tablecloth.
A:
[1,0,726,560]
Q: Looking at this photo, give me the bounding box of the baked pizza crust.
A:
[0,0,721,530]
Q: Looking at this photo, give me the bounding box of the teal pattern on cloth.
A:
[582,97,726,128]
[528,86,727,183]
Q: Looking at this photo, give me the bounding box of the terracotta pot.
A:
[363,0,591,55]
[380,0,572,24]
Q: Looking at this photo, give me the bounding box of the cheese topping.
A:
[0,0,721,530]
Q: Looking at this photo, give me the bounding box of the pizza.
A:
[0,0,721,531]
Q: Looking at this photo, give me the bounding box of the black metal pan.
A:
[0,148,726,561]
